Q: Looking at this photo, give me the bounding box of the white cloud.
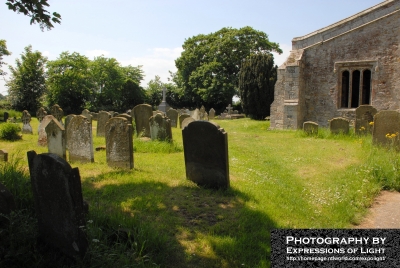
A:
[120,47,183,87]
[85,49,110,59]
[272,43,292,67]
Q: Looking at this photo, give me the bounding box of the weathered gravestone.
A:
[21,110,33,134]
[27,151,88,260]
[209,108,215,119]
[179,114,191,129]
[45,118,66,159]
[158,87,170,113]
[0,149,8,162]
[166,109,179,128]
[329,117,350,134]
[355,105,377,135]
[149,113,172,141]
[105,117,133,169]
[116,113,132,125]
[199,105,208,121]
[3,111,8,122]
[372,110,400,148]
[81,109,93,123]
[51,104,64,125]
[67,115,94,163]
[36,107,47,122]
[181,117,195,129]
[303,121,318,135]
[38,115,57,146]
[191,108,200,120]
[97,111,111,137]
[64,115,76,149]
[132,104,152,137]
[182,121,229,189]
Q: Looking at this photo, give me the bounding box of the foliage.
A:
[238,53,277,119]
[145,75,163,109]
[46,51,93,114]
[0,39,11,76]
[6,45,47,114]
[120,79,146,111]
[5,0,61,31]
[0,122,21,140]
[175,26,282,112]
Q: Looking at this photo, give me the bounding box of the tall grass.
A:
[0,117,399,267]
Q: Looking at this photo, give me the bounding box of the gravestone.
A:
[21,110,33,134]
[67,115,94,163]
[3,111,8,122]
[199,105,208,121]
[209,108,215,119]
[116,113,133,125]
[45,118,66,159]
[38,115,57,146]
[0,149,8,162]
[132,104,152,137]
[191,108,200,120]
[179,114,191,129]
[153,110,163,116]
[81,109,93,123]
[105,117,133,169]
[36,107,47,123]
[166,109,179,128]
[0,182,16,217]
[182,121,229,189]
[51,104,64,125]
[303,121,318,135]
[64,115,76,149]
[97,111,111,137]
[355,105,377,135]
[27,151,88,260]
[329,117,349,134]
[181,117,195,129]
[372,110,400,148]
[226,104,233,115]
[149,113,172,141]
[158,87,170,113]
[91,112,98,121]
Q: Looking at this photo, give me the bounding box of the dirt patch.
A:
[354,191,400,228]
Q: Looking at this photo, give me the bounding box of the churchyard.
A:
[1,113,400,267]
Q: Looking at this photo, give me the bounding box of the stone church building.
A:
[270,0,400,129]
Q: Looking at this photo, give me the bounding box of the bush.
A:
[0,123,21,141]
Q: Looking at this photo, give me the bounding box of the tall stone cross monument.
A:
[158,87,170,113]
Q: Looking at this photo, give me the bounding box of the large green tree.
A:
[0,39,11,76]
[238,53,277,120]
[175,26,281,112]
[6,45,47,114]
[6,0,61,30]
[46,51,93,114]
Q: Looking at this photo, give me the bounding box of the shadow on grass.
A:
[82,170,278,268]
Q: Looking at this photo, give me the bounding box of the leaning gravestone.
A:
[303,121,318,135]
[67,115,94,163]
[0,149,8,162]
[21,110,33,134]
[27,151,88,260]
[38,115,57,146]
[51,104,64,126]
[355,105,377,135]
[132,104,152,137]
[372,110,400,148]
[166,109,179,128]
[149,113,172,141]
[97,111,111,137]
[179,114,191,129]
[209,108,215,119]
[181,117,195,129]
[105,117,133,169]
[45,118,66,159]
[329,117,350,134]
[182,121,229,189]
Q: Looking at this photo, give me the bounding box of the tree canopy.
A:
[6,0,61,30]
[0,39,11,76]
[6,45,47,114]
[175,26,281,112]
[238,53,277,120]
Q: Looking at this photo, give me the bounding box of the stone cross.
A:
[162,87,167,102]
[226,104,233,115]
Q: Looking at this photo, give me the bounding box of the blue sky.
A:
[0,0,384,96]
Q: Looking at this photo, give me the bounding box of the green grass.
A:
[1,117,399,267]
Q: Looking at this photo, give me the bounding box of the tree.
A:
[120,79,146,111]
[6,0,61,30]
[6,45,47,114]
[175,26,281,112]
[0,39,11,76]
[145,75,164,109]
[238,53,277,120]
[46,52,92,114]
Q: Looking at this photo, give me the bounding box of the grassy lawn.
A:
[1,117,398,267]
